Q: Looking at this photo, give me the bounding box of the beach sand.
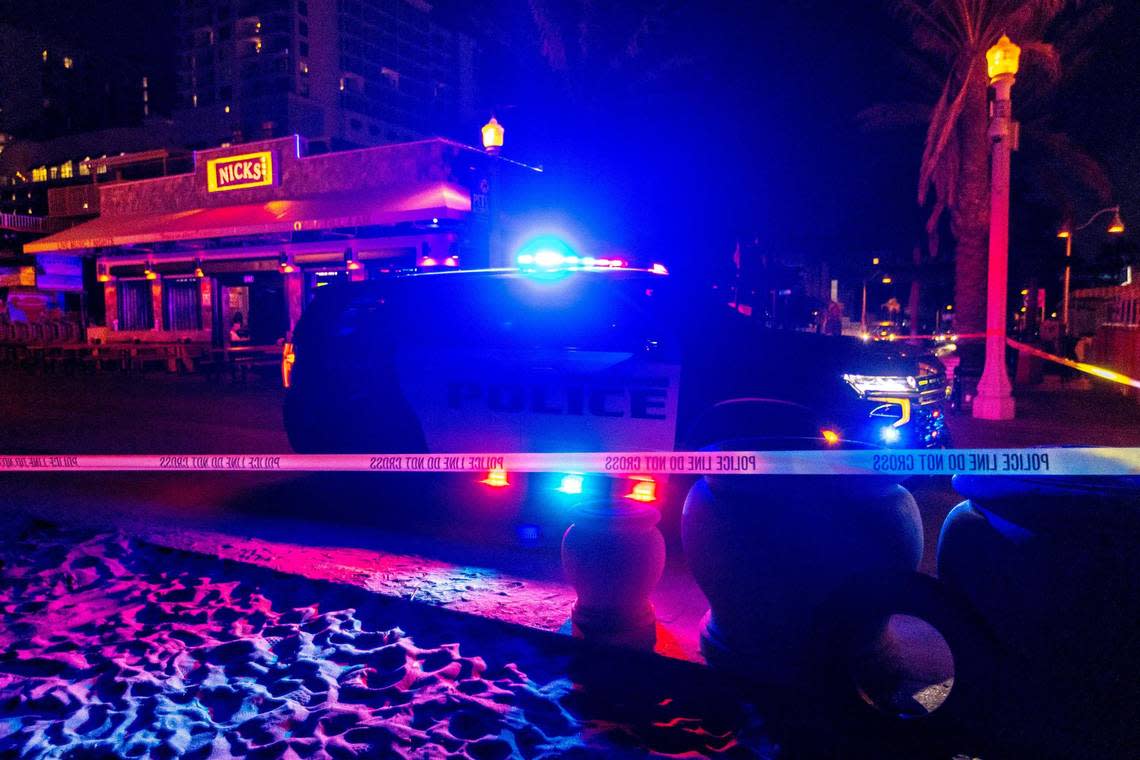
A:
[0,519,775,758]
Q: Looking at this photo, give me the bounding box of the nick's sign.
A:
[206,151,275,192]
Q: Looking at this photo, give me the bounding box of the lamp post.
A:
[861,270,892,331]
[480,116,505,266]
[973,35,1020,421]
[1058,206,1125,334]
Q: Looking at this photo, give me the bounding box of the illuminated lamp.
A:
[278,253,296,274]
[1108,209,1125,234]
[986,34,1021,82]
[557,474,584,495]
[880,426,902,444]
[651,263,669,275]
[420,256,438,267]
[144,263,157,280]
[1056,226,1071,240]
[946,304,953,311]
[821,429,840,445]
[881,276,892,284]
[443,256,459,267]
[96,263,111,283]
[872,257,880,265]
[624,477,657,503]
[481,467,509,488]
[481,116,504,153]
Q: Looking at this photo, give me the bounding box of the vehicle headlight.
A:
[843,373,917,396]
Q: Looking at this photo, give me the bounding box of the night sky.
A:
[4,0,1138,282]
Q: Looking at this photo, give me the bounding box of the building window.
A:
[298,21,308,36]
[117,280,154,330]
[49,166,59,180]
[298,0,307,16]
[163,278,202,330]
[62,56,74,69]
[299,41,309,56]
[60,161,73,179]
[32,167,47,182]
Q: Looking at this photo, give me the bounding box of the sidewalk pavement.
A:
[949,383,1140,448]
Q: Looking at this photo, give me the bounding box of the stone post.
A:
[561,500,665,649]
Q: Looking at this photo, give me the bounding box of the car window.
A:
[381,273,679,356]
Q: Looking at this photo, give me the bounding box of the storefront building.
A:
[26,135,501,345]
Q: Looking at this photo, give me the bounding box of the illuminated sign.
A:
[207,151,275,192]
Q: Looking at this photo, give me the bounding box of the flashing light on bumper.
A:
[624,477,657,503]
[481,467,509,488]
[879,426,902,444]
[557,473,585,495]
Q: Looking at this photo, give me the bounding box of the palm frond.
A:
[917,60,977,205]
[890,0,963,52]
[528,0,569,71]
[1019,40,1061,82]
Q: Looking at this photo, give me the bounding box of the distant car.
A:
[283,264,949,523]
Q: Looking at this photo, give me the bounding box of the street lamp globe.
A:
[481,117,504,154]
[1108,209,1125,234]
[986,34,1021,82]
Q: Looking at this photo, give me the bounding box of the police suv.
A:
[283,260,949,516]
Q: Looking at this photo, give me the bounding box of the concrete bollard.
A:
[682,441,922,685]
[561,499,665,649]
[938,474,1140,757]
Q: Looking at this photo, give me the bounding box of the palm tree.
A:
[860,0,1111,343]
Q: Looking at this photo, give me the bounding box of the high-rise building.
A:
[0,24,153,141]
[172,0,477,150]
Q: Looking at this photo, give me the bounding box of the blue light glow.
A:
[533,249,565,268]
[516,236,578,270]
[879,426,902,444]
[557,474,584,495]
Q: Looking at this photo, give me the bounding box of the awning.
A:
[25,181,471,254]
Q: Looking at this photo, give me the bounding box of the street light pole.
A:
[1058,205,1125,334]
[973,35,1019,421]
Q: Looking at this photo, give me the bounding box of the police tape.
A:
[1006,338,1140,390]
[0,448,1137,476]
